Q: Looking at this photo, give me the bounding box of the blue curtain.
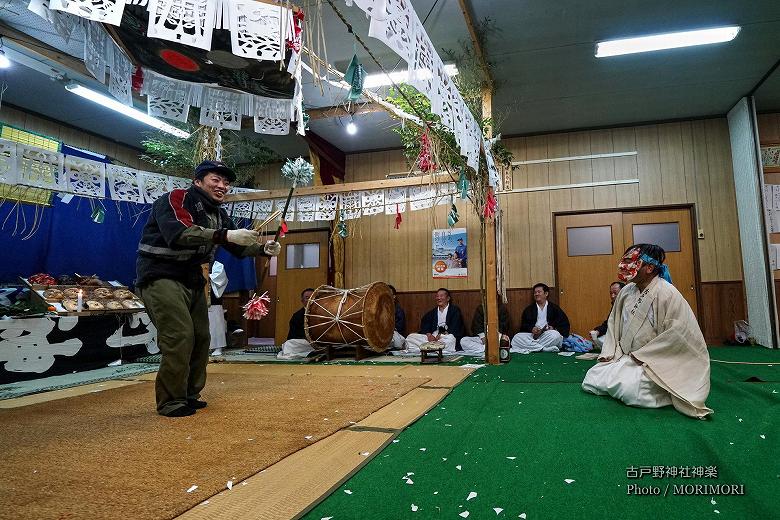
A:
[0,197,256,291]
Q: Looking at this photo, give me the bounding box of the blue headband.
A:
[640,253,672,284]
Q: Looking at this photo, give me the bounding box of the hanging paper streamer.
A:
[281,157,315,187]
[394,204,402,229]
[458,168,469,199]
[417,130,436,172]
[337,212,349,238]
[447,200,459,227]
[242,291,271,320]
[91,205,105,224]
[343,53,365,102]
[483,188,497,219]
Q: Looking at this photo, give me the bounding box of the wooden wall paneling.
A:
[24,113,61,142]
[547,132,572,213]
[590,129,617,208]
[611,127,640,206]
[526,135,554,285]
[0,106,27,127]
[657,122,688,205]
[689,121,718,281]
[700,281,747,344]
[757,113,780,141]
[635,124,664,206]
[506,137,531,288]
[704,118,743,281]
[369,151,388,285]
[568,131,595,211]
[680,122,698,218]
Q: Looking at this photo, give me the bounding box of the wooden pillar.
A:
[483,89,500,365]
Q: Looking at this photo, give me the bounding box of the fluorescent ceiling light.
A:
[363,63,458,89]
[0,50,10,69]
[595,26,740,57]
[64,82,190,138]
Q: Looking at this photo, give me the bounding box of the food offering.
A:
[23,273,145,316]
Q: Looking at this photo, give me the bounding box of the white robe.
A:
[582,277,712,418]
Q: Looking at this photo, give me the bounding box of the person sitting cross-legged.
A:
[460,294,512,356]
[510,283,570,354]
[276,288,315,360]
[581,244,712,418]
[404,288,465,354]
[387,284,407,350]
[589,281,625,351]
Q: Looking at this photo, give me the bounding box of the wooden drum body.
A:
[304,282,394,352]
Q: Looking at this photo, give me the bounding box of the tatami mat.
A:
[0,379,142,408]
[173,363,474,519]
[177,430,394,520]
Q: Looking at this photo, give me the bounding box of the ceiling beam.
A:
[457,0,494,91]
[306,102,385,121]
[0,21,93,81]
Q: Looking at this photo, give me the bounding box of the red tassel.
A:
[394,204,402,229]
[483,188,497,219]
[131,66,144,92]
[279,220,288,238]
[417,131,436,172]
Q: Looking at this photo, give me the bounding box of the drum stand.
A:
[323,345,385,361]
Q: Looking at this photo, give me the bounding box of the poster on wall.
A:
[432,228,468,278]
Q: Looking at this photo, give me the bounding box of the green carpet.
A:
[304,347,779,520]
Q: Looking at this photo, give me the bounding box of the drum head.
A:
[362,282,394,351]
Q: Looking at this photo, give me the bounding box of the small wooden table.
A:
[419,341,445,364]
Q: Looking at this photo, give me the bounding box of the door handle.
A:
[690,285,694,291]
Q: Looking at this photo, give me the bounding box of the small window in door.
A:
[632,223,681,252]
[286,243,320,269]
[567,226,613,256]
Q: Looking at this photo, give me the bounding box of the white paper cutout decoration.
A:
[408,185,435,211]
[138,170,170,203]
[227,187,254,219]
[147,0,217,51]
[199,87,245,130]
[143,71,192,122]
[107,164,144,203]
[167,175,191,191]
[64,155,106,198]
[315,193,339,221]
[385,187,407,214]
[296,195,317,222]
[16,144,66,191]
[229,1,290,61]
[109,45,134,106]
[49,0,126,26]
[252,199,274,221]
[275,198,295,222]
[253,96,291,135]
[0,138,18,186]
[84,21,107,83]
[361,189,384,216]
[340,192,362,220]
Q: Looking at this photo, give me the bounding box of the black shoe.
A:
[161,406,196,417]
[187,399,208,409]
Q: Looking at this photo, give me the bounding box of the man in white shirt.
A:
[511,283,570,353]
[404,288,465,353]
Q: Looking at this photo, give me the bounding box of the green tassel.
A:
[91,206,105,224]
[458,169,469,199]
[344,53,365,102]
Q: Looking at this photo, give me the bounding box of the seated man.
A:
[511,283,570,353]
[581,244,712,418]
[460,294,512,356]
[388,284,406,350]
[589,281,625,351]
[405,288,465,354]
[277,288,315,360]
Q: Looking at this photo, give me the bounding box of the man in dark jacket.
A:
[387,284,406,350]
[136,160,281,417]
[277,288,315,359]
[511,283,570,353]
[460,294,512,354]
[404,288,465,353]
[589,281,625,351]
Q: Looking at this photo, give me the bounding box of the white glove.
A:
[226,229,259,246]
[263,240,282,256]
